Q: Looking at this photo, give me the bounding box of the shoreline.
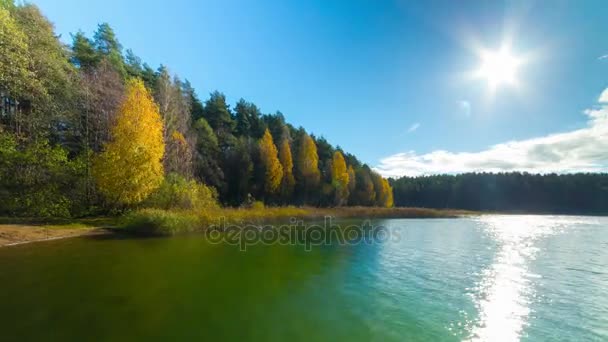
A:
[0,225,109,248]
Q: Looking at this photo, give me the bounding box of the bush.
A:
[145,173,218,211]
[121,208,201,235]
[0,131,85,217]
[250,200,265,210]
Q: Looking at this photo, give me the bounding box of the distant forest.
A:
[391,173,608,215]
[0,2,392,217]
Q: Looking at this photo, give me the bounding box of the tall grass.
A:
[121,206,475,235]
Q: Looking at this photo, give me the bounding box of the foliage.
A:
[391,173,608,214]
[0,131,84,217]
[295,133,320,202]
[258,129,283,196]
[0,4,395,216]
[145,173,218,210]
[193,117,224,190]
[0,5,32,100]
[331,151,350,206]
[93,79,165,206]
[278,137,295,200]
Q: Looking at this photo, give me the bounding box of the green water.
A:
[0,215,607,341]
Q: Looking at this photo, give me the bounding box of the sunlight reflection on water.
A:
[466,215,567,342]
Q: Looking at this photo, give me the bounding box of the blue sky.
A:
[32,0,608,176]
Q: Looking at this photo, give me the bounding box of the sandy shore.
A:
[0,225,106,247]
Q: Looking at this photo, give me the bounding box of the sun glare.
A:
[475,46,522,91]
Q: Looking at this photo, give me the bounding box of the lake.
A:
[0,215,607,341]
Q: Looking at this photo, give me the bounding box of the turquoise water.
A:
[0,215,607,341]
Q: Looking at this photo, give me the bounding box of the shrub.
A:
[250,200,265,210]
[0,131,85,217]
[145,173,218,211]
[121,208,200,235]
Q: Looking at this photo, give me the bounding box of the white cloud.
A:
[408,123,420,133]
[375,88,608,178]
[599,54,608,60]
[459,100,471,117]
[599,88,608,103]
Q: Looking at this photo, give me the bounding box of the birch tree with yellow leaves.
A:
[278,137,295,200]
[93,78,165,205]
[258,129,283,197]
[331,151,349,206]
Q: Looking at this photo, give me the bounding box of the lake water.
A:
[0,215,607,341]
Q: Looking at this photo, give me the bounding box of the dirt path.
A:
[0,225,106,247]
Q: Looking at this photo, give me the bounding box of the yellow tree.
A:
[383,178,394,207]
[296,133,320,197]
[93,78,165,205]
[278,137,295,200]
[331,151,349,206]
[258,129,283,196]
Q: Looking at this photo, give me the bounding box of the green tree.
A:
[93,23,125,76]
[202,91,234,134]
[295,133,320,203]
[193,118,224,191]
[71,31,99,70]
[353,166,375,206]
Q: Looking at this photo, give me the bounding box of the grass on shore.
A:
[120,206,475,235]
[0,207,475,236]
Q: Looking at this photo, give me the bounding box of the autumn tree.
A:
[331,151,350,206]
[295,133,320,203]
[93,79,164,206]
[278,137,295,200]
[258,129,283,197]
[370,171,393,207]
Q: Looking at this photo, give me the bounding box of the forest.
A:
[391,172,608,215]
[0,2,393,218]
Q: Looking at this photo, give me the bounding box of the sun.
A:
[475,46,522,91]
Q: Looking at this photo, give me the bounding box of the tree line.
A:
[390,172,608,215]
[0,2,393,217]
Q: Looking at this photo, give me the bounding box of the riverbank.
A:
[0,207,474,245]
[0,217,119,247]
[0,224,107,247]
